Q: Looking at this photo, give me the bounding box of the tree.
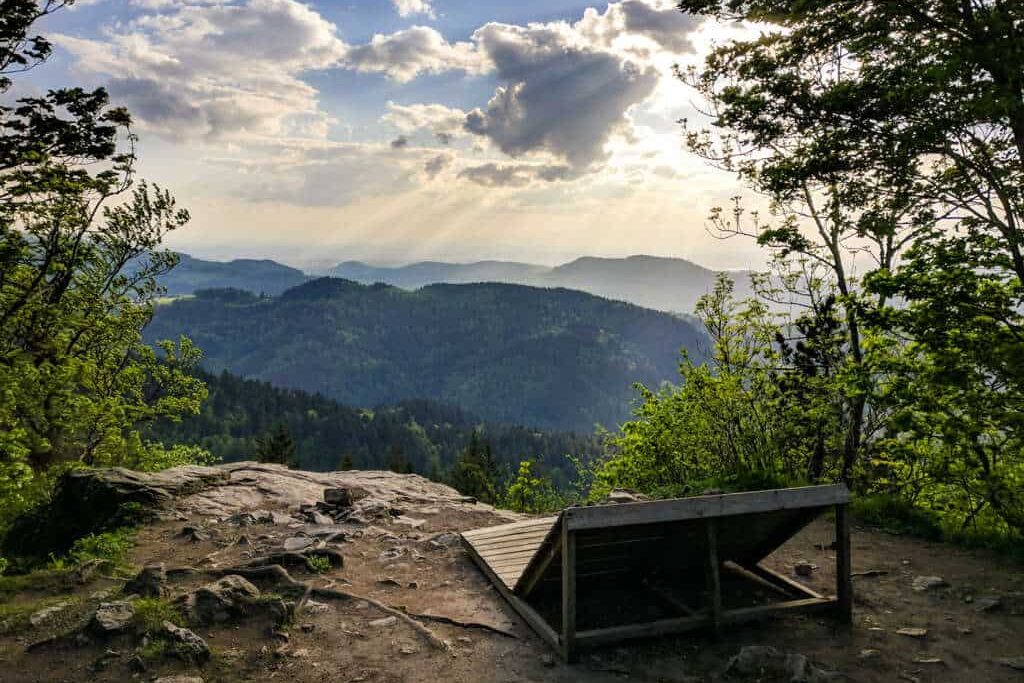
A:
[0,0,209,527]
[256,424,297,468]
[676,0,1024,535]
[447,430,499,503]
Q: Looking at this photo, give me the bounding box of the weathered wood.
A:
[565,485,850,531]
[835,504,852,624]
[460,535,560,650]
[722,597,835,624]
[705,518,722,635]
[561,516,577,663]
[462,517,559,540]
[741,562,825,601]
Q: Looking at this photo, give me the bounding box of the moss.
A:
[0,568,75,601]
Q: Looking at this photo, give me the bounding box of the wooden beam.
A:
[565,485,851,531]
[742,563,825,601]
[723,597,835,624]
[561,515,578,663]
[460,535,560,650]
[835,503,852,624]
[705,518,722,636]
[575,614,708,646]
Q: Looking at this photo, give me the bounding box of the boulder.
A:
[124,564,167,598]
[29,601,72,628]
[91,601,136,634]
[324,486,369,508]
[181,575,261,625]
[163,621,211,664]
[726,645,837,682]
[2,465,228,560]
[912,576,948,591]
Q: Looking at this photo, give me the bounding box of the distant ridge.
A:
[328,254,754,315]
[159,253,309,296]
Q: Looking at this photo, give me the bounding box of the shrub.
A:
[852,494,943,541]
[305,555,331,574]
[133,598,182,634]
[65,528,136,569]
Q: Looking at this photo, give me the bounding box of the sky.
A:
[26,0,768,270]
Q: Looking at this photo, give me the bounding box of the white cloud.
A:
[55,0,348,142]
[382,101,467,140]
[344,27,483,82]
[393,0,435,19]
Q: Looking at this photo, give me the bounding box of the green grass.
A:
[851,494,944,540]
[305,555,331,574]
[58,527,136,572]
[133,598,182,634]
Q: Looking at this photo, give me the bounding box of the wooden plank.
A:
[561,516,577,663]
[465,529,554,550]
[565,485,851,531]
[461,534,561,649]
[471,537,553,556]
[575,614,708,646]
[722,597,835,624]
[461,517,558,541]
[742,562,825,600]
[705,518,722,635]
[835,503,852,624]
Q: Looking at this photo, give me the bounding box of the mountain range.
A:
[146,278,706,431]
[162,253,753,315]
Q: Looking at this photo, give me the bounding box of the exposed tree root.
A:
[399,609,518,639]
[242,548,344,570]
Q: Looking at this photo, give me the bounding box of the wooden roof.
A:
[462,485,850,596]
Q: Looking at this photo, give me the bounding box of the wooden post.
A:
[835,503,852,624]
[705,518,722,635]
[561,515,578,663]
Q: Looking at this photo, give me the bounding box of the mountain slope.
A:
[148,369,600,481]
[328,255,753,314]
[159,253,309,296]
[146,279,706,430]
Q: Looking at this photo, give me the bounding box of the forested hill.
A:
[145,278,706,430]
[157,253,309,296]
[147,369,600,484]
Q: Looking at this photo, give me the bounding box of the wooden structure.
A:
[462,485,852,662]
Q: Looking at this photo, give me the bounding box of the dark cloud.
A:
[391,135,410,149]
[458,161,577,187]
[435,131,454,145]
[424,153,452,178]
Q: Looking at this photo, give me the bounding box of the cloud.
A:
[344,27,482,82]
[424,153,452,178]
[458,162,578,187]
[464,21,660,171]
[577,0,701,56]
[393,0,435,19]
[55,0,348,142]
[390,135,410,149]
[382,101,467,138]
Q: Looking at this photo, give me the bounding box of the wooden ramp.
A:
[462,485,852,662]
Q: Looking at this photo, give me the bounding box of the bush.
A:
[305,555,331,574]
[64,528,136,569]
[852,494,943,541]
[133,598,182,634]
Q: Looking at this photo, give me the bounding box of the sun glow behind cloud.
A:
[43,0,771,270]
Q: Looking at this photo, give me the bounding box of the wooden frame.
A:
[463,485,853,663]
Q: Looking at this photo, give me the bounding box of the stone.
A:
[369,616,398,628]
[974,596,1001,612]
[324,487,369,508]
[996,657,1024,671]
[913,657,944,665]
[182,575,261,625]
[91,601,135,634]
[428,532,461,549]
[126,654,146,673]
[600,489,650,505]
[794,562,816,577]
[912,576,948,591]
[303,600,331,615]
[154,677,204,683]
[857,649,881,661]
[896,627,928,638]
[726,645,836,683]
[399,646,418,655]
[180,525,211,542]
[308,511,334,526]
[284,535,315,551]
[29,601,71,628]
[124,564,167,598]
[163,621,211,664]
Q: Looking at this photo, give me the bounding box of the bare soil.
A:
[0,467,1021,683]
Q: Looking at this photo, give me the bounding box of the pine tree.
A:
[256,424,297,467]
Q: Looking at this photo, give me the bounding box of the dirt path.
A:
[0,466,1021,682]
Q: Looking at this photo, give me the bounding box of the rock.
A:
[896,627,928,638]
[974,596,1001,612]
[163,621,211,663]
[794,562,816,577]
[376,577,402,587]
[399,646,418,655]
[30,601,72,628]
[283,536,315,551]
[369,616,398,628]
[180,525,211,542]
[307,511,334,526]
[124,564,167,598]
[726,645,836,683]
[857,649,881,661]
[393,516,426,528]
[912,657,944,665]
[91,601,135,634]
[181,575,261,624]
[324,487,369,508]
[2,465,228,560]
[598,489,651,505]
[154,677,204,683]
[303,600,331,615]
[995,657,1024,671]
[428,532,461,549]
[912,576,948,591]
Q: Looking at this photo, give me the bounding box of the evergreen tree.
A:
[255,424,296,468]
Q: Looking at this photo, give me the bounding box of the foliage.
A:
[502,460,564,513]
[305,555,331,574]
[0,0,210,530]
[64,527,135,570]
[256,423,297,468]
[132,597,182,634]
[447,431,501,504]
[144,279,707,431]
[147,368,601,485]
